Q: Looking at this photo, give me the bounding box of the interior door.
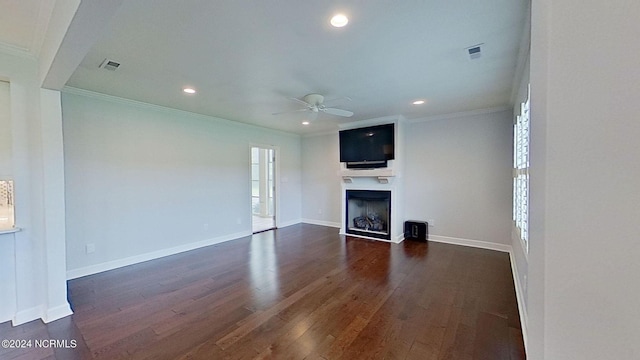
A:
[251,147,275,233]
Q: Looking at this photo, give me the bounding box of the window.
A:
[0,180,15,230]
[513,85,530,252]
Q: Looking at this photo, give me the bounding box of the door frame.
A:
[250,144,280,231]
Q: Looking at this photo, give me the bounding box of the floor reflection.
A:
[344,236,390,282]
[249,231,280,308]
[401,239,429,258]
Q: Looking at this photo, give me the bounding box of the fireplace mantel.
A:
[342,175,394,184]
[338,166,397,184]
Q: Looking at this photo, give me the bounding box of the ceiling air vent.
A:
[99,58,121,71]
[466,44,483,60]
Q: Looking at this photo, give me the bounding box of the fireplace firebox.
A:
[345,190,391,240]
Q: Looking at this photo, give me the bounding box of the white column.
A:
[39,89,72,322]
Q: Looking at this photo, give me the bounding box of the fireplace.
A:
[345,190,391,240]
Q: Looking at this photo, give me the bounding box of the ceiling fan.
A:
[273,94,354,121]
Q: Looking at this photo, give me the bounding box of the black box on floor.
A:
[404,221,428,241]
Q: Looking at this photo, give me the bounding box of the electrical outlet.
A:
[203,223,209,231]
[85,243,95,254]
[236,217,242,225]
[428,219,435,227]
[318,208,323,215]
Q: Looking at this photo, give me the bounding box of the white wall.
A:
[529,0,640,358]
[62,90,302,276]
[301,133,341,227]
[300,111,513,248]
[404,110,514,246]
[0,50,71,325]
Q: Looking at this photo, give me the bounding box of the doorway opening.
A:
[251,146,276,233]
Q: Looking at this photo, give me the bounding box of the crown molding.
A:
[62,86,301,138]
[407,106,511,124]
[0,42,36,60]
[338,115,406,131]
[305,107,513,135]
[302,129,339,138]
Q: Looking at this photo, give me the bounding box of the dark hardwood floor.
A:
[0,224,525,359]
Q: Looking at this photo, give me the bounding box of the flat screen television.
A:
[339,123,395,168]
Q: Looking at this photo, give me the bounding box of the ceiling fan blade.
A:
[322,107,354,117]
[323,96,352,106]
[272,108,308,115]
[288,97,312,107]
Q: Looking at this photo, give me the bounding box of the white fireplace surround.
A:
[338,116,405,243]
[340,177,404,243]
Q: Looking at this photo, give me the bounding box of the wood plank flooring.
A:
[0,224,525,359]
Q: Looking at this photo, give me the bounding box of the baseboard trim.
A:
[277,219,303,229]
[394,233,405,243]
[44,303,73,323]
[66,230,252,280]
[301,219,341,228]
[427,234,512,253]
[13,306,43,326]
[509,250,529,354]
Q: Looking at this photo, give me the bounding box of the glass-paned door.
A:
[251,147,275,233]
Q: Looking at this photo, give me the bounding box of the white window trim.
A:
[513,85,530,253]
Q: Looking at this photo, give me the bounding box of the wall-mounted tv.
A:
[339,123,395,169]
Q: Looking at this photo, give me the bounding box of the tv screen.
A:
[339,123,395,164]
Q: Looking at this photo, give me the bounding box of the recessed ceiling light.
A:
[183,87,196,94]
[412,100,426,105]
[330,14,349,28]
[302,121,310,125]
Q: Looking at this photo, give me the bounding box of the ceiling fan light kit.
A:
[330,14,349,28]
[303,93,325,106]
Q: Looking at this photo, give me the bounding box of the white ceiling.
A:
[2,0,528,135]
[0,0,53,56]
